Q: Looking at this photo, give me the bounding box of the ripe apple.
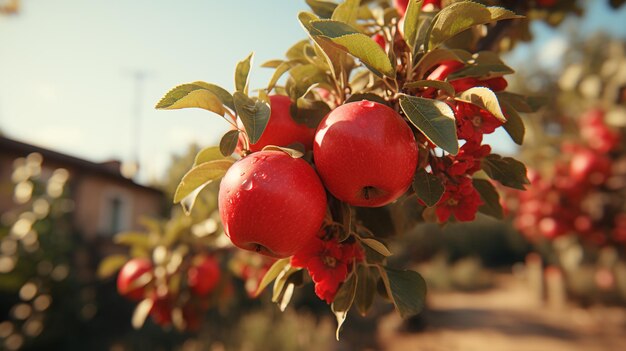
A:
[569,149,611,184]
[427,60,464,80]
[117,258,152,301]
[313,100,418,207]
[149,294,172,326]
[394,0,408,16]
[218,150,327,258]
[237,95,316,152]
[372,33,386,51]
[537,0,557,7]
[187,255,221,296]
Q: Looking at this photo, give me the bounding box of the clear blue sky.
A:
[1,0,625,183]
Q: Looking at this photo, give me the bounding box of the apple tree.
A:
[504,32,626,303]
[147,0,539,337]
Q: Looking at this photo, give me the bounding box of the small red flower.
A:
[291,236,364,304]
[435,177,483,222]
[455,102,502,143]
[447,141,491,176]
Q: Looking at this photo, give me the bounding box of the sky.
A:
[1,0,625,184]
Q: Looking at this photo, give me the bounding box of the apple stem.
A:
[363,186,373,200]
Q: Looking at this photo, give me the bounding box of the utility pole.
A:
[121,70,152,179]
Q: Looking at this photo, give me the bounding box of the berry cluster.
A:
[514,109,624,246]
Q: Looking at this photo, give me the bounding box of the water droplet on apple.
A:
[359,100,375,108]
[259,172,268,180]
[240,171,246,177]
[242,179,254,191]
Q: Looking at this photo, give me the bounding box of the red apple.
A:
[537,0,557,8]
[237,95,316,152]
[569,149,611,184]
[218,150,327,258]
[372,33,386,51]
[422,0,442,10]
[149,294,172,326]
[394,0,409,16]
[117,258,152,301]
[187,255,221,296]
[313,100,418,207]
[426,60,464,81]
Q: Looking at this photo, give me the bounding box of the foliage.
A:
[0,153,83,350]
[506,34,626,305]
[149,0,538,337]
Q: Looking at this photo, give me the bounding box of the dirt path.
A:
[377,275,626,351]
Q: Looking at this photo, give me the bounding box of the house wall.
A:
[0,149,164,239]
[72,174,163,238]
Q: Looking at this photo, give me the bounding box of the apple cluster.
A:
[513,108,625,246]
[156,0,530,331]
[116,254,222,330]
[218,97,411,302]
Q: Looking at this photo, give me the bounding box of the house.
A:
[0,135,166,239]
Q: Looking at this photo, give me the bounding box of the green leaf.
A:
[173,159,234,210]
[331,0,360,27]
[363,245,386,264]
[355,265,377,316]
[97,255,128,279]
[403,0,423,51]
[191,81,235,111]
[291,96,331,128]
[427,2,522,50]
[253,258,290,297]
[272,265,300,303]
[380,267,427,319]
[288,64,332,98]
[261,59,284,68]
[310,20,394,77]
[114,232,152,247]
[404,80,456,96]
[339,201,352,242]
[235,52,254,95]
[193,146,224,166]
[472,178,504,219]
[412,168,444,207]
[500,101,524,145]
[262,145,304,158]
[458,87,507,122]
[299,12,354,83]
[345,93,387,105]
[132,298,154,329]
[331,272,358,340]
[267,61,299,93]
[155,83,225,116]
[447,52,514,80]
[360,238,392,257]
[219,130,240,157]
[306,0,337,18]
[496,92,546,113]
[481,154,530,190]
[399,95,458,155]
[233,92,271,145]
